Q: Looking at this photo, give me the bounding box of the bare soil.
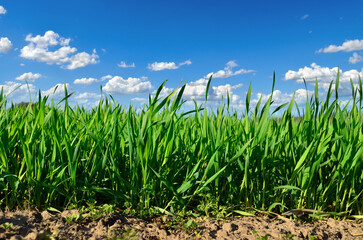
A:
[0,210,362,240]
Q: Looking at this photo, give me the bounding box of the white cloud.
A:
[285,63,337,83]
[0,81,36,102]
[65,50,98,70]
[152,78,243,104]
[16,72,42,82]
[103,76,152,94]
[148,62,178,71]
[301,14,309,20]
[25,30,61,48]
[179,60,192,66]
[251,89,314,107]
[226,60,238,68]
[74,77,98,85]
[132,75,245,109]
[145,61,246,106]
[131,97,148,104]
[212,84,243,101]
[20,63,25,66]
[183,79,211,100]
[205,60,255,78]
[151,86,174,99]
[21,44,76,64]
[0,81,34,96]
[101,75,112,81]
[20,31,99,69]
[74,92,101,107]
[0,6,6,15]
[317,39,363,53]
[285,63,363,96]
[0,37,13,54]
[118,61,135,68]
[184,78,243,101]
[285,63,363,83]
[147,60,192,71]
[75,92,101,100]
[41,83,70,98]
[349,52,363,64]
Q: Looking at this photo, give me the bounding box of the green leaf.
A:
[232,210,255,217]
[205,75,212,102]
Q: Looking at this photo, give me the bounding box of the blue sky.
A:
[0,0,363,110]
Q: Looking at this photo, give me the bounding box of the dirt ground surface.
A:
[0,210,362,240]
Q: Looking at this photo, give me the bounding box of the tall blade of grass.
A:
[335,68,340,101]
[246,83,252,115]
[205,75,212,102]
[271,70,276,94]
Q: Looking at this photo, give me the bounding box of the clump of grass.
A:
[65,203,116,223]
[108,228,138,240]
[0,73,362,218]
[1,222,13,231]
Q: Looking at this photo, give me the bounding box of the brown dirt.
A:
[0,210,362,240]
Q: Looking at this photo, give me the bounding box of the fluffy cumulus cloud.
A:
[149,86,173,100]
[285,63,363,96]
[317,39,363,53]
[0,81,36,102]
[0,6,6,15]
[205,61,255,79]
[74,77,98,85]
[148,62,178,71]
[131,97,149,104]
[148,78,243,108]
[74,92,101,107]
[183,79,213,100]
[183,78,243,102]
[66,50,98,70]
[118,61,135,68]
[213,84,243,102]
[0,37,13,54]
[41,83,70,98]
[285,63,338,83]
[15,72,42,82]
[285,63,363,83]
[251,89,315,107]
[103,76,152,94]
[147,60,192,71]
[20,31,99,69]
[75,92,101,100]
[349,53,363,64]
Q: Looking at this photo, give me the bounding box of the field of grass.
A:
[0,73,362,219]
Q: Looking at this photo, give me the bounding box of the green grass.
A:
[0,73,362,218]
